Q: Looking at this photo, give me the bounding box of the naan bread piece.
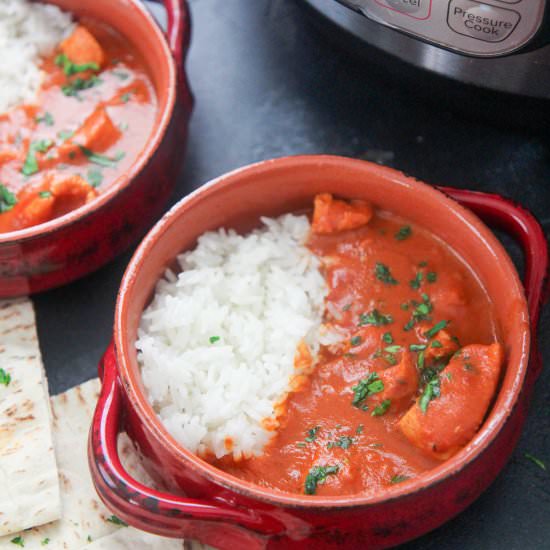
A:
[0,298,61,536]
[0,379,200,549]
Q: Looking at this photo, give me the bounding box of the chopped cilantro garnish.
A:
[384,353,398,366]
[0,368,11,386]
[36,112,54,126]
[382,332,393,344]
[305,426,320,443]
[209,335,220,344]
[445,372,453,381]
[296,442,306,448]
[87,168,103,188]
[0,184,17,213]
[431,340,443,348]
[464,362,475,372]
[10,536,24,547]
[57,129,74,142]
[350,335,362,347]
[38,191,52,199]
[106,515,128,526]
[120,92,132,103]
[356,424,364,434]
[80,147,125,168]
[372,399,391,416]
[417,350,425,370]
[22,139,53,176]
[327,436,353,450]
[55,53,100,76]
[304,464,340,495]
[404,294,433,331]
[409,272,423,290]
[384,345,401,354]
[390,474,409,484]
[426,271,437,283]
[409,344,426,352]
[524,452,547,471]
[352,373,384,407]
[113,70,130,80]
[62,75,102,97]
[375,262,398,285]
[87,536,92,543]
[342,303,352,311]
[419,376,441,413]
[424,320,449,339]
[418,261,428,267]
[400,302,410,311]
[395,225,412,241]
[359,309,393,327]
[41,539,50,546]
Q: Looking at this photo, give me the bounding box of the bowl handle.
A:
[439,186,548,382]
[89,344,286,544]
[161,0,191,68]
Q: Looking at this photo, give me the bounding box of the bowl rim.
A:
[0,0,178,244]
[115,155,530,509]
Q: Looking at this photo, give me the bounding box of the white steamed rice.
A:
[0,0,74,113]
[136,214,327,460]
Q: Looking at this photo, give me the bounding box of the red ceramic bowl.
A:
[90,156,548,549]
[0,0,192,297]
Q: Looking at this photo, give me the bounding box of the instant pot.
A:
[303,0,550,100]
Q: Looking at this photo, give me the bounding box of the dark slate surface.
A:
[36,1,550,548]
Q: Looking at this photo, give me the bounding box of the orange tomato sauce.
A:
[213,194,503,497]
[0,19,157,232]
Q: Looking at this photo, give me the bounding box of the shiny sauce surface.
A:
[213,203,500,497]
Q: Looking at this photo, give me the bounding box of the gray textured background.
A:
[38,1,550,548]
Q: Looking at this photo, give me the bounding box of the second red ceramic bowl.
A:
[90,156,547,549]
[0,0,192,297]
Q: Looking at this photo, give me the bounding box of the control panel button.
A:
[447,0,520,43]
[374,0,432,20]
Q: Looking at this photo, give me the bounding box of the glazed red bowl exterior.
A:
[90,156,547,549]
[0,0,192,297]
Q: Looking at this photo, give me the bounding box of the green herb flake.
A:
[22,139,53,176]
[36,112,54,126]
[418,261,428,267]
[120,92,132,103]
[409,272,423,290]
[431,340,443,348]
[350,335,362,347]
[209,336,220,344]
[113,70,130,80]
[395,225,412,241]
[417,350,425,370]
[343,352,356,358]
[106,515,128,527]
[305,426,320,443]
[426,271,437,283]
[0,368,11,386]
[409,344,427,352]
[327,436,354,450]
[369,442,383,448]
[445,372,452,381]
[61,75,102,98]
[41,539,50,546]
[390,474,409,484]
[80,147,125,168]
[400,302,410,311]
[87,536,92,543]
[384,345,401,354]
[371,399,391,417]
[57,129,74,142]
[356,424,364,434]
[359,309,393,327]
[424,320,449,339]
[382,332,393,344]
[352,373,384,407]
[464,362,475,372]
[296,442,306,448]
[0,183,17,213]
[342,303,352,311]
[384,353,397,366]
[87,168,103,188]
[375,262,398,285]
[304,464,340,495]
[55,53,100,76]
[11,536,24,547]
[524,452,547,471]
[419,377,441,413]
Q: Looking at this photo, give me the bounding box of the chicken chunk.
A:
[60,26,105,67]
[399,343,503,460]
[312,193,373,234]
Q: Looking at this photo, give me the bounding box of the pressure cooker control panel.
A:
[339,0,546,56]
